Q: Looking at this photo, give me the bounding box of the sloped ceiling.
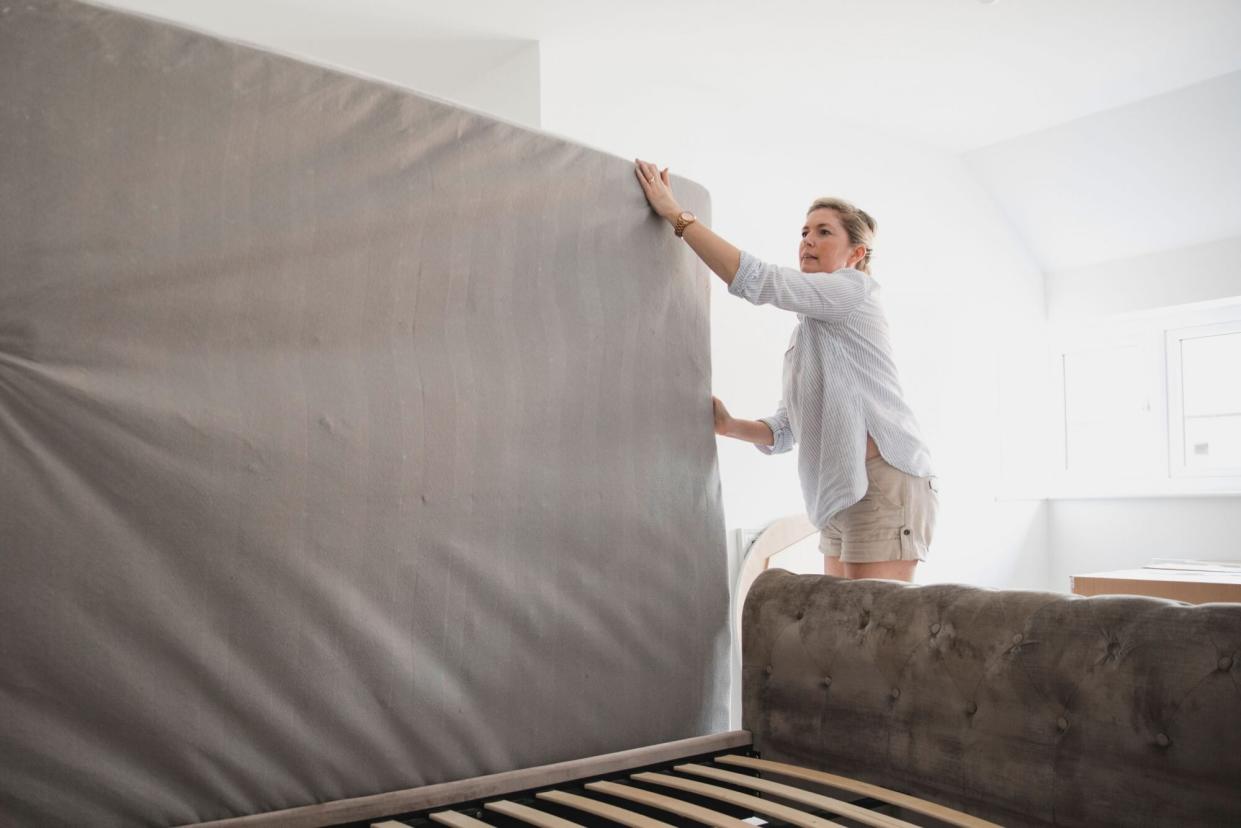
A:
[965,71,1241,272]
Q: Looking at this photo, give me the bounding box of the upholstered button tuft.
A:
[795,610,805,620]
[822,676,832,687]
[1155,732,1171,747]
[891,687,901,700]
[1012,633,1024,644]
[765,665,773,675]
[1056,717,1069,732]
[965,701,977,715]
[1219,656,1233,671]
[930,623,941,635]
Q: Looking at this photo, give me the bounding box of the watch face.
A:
[680,211,694,222]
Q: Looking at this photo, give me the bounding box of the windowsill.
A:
[996,487,1241,501]
[1046,489,1241,500]
[1040,470,1241,499]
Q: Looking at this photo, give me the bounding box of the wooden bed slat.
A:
[484,800,583,828]
[634,771,914,828]
[662,766,917,828]
[428,811,491,828]
[584,780,752,828]
[535,790,675,828]
[714,754,1003,828]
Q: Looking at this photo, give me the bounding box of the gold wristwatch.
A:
[674,211,697,238]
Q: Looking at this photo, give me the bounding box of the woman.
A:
[634,159,936,582]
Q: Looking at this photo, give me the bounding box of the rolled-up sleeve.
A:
[729,250,869,323]
[755,401,794,455]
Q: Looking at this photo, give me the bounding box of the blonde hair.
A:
[806,197,877,274]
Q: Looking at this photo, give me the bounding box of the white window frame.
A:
[1049,299,1241,498]
[1166,317,1241,485]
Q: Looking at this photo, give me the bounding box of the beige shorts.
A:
[820,456,939,563]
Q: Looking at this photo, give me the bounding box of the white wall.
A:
[90,0,541,128]
[441,41,540,129]
[538,65,1051,590]
[1048,498,1241,591]
[965,73,1241,587]
[281,36,541,128]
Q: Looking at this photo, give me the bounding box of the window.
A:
[1168,320,1241,478]
[1052,300,1241,496]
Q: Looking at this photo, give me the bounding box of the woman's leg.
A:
[843,560,916,582]
[819,529,847,577]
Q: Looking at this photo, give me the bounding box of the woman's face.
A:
[799,208,865,273]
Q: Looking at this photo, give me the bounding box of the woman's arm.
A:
[723,418,776,446]
[634,159,740,286]
[634,159,868,322]
[714,397,775,446]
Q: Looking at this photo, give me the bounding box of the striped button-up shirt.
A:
[729,251,933,529]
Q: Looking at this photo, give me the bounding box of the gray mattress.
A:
[0,2,728,825]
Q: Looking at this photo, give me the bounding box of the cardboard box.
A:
[1071,568,1241,604]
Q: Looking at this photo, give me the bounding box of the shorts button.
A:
[902,529,911,536]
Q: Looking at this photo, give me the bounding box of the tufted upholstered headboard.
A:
[742,569,1241,828]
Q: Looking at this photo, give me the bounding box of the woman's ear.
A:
[848,245,867,268]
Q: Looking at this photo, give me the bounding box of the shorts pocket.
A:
[866,460,908,511]
[835,494,904,543]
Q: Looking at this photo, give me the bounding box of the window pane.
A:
[1063,345,1152,473]
[1181,332,1241,416]
[1184,414,1241,470]
[1179,331,1241,471]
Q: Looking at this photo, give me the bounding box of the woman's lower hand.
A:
[712,396,733,436]
[634,158,682,221]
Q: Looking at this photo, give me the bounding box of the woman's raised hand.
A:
[634,158,682,221]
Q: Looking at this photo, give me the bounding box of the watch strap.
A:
[674,212,697,238]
